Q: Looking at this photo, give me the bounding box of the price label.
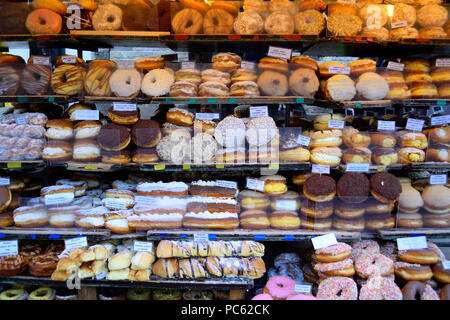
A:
[113,103,137,111]
[134,196,158,206]
[328,120,345,129]
[430,174,447,185]
[0,177,10,186]
[181,61,195,69]
[397,236,427,250]
[116,61,134,69]
[194,233,209,242]
[32,56,50,65]
[102,198,127,210]
[443,261,450,270]
[391,20,408,29]
[345,108,354,116]
[387,61,405,71]
[65,237,88,251]
[16,116,26,125]
[311,233,338,250]
[61,56,77,64]
[431,115,450,126]
[216,180,238,189]
[250,106,269,118]
[431,105,444,115]
[377,120,396,131]
[195,113,220,121]
[72,110,99,121]
[267,46,292,60]
[311,164,330,174]
[133,241,154,252]
[406,118,424,131]
[276,200,296,211]
[296,135,311,147]
[241,61,256,70]
[328,66,351,75]
[0,240,18,257]
[436,59,450,67]
[246,178,265,192]
[346,163,370,172]
[294,284,312,294]
[45,194,73,205]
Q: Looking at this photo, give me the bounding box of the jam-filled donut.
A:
[402,281,440,300]
[171,8,203,34]
[25,9,62,34]
[21,64,51,95]
[92,4,123,31]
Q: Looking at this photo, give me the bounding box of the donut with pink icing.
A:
[252,293,273,300]
[286,294,317,300]
[355,253,394,279]
[263,276,296,300]
[317,277,358,300]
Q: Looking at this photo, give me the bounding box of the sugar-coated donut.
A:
[172,8,204,34]
[203,8,234,34]
[92,4,123,31]
[294,9,325,35]
[141,69,174,97]
[263,276,296,300]
[257,71,288,96]
[317,277,358,300]
[26,9,62,34]
[109,69,142,98]
[234,11,264,34]
[265,11,295,34]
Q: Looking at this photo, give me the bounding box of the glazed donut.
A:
[263,275,296,299]
[359,276,402,300]
[172,8,204,34]
[0,66,20,95]
[51,64,85,96]
[25,9,62,34]
[394,262,433,281]
[84,67,113,96]
[109,69,142,98]
[141,69,174,97]
[294,9,325,35]
[265,11,295,34]
[28,287,55,300]
[233,11,264,34]
[203,8,234,34]
[21,64,51,95]
[92,4,123,31]
[354,253,394,279]
[314,243,352,263]
[0,289,28,300]
[402,281,440,300]
[317,277,358,300]
[257,71,288,96]
[397,247,441,265]
[181,0,210,14]
[441,284,450,300]
[433,262,450,284]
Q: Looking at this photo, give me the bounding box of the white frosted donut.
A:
[141,69,174,97]
[265,11,294,34]
[92,4,123,31]
[109,69,142,97]
[192,133,219,163]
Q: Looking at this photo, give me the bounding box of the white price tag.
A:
[311,233,338,250]
[406,118,424,131]
[0,240,18,257]
[250,106,269,118]
[328,66,351,75]
[62,56,77,64]
[32,56,50,65]
[116,61,135,69]
[267,46,292,60]
[443,261,450,270]
[276,200,296,211]
[134,196,158,206]
[294,284,312,294]
[431,115,450,126]
[181,61,195,69]
[45,194,73,205]
[215,180,238,189]
[133,241,154,252]
[246,178,265,192]
[377,120,396,131]
[241,61,256,70]
[397,236,427,250]
[387,61,405,71]
[195,113,220,121]
[72,110,99,121]
[16,117,26,125]
[430,174,447,185]
[194,233,209,242]
[296,135,311,147]
[436,59,450,67]
[391,21,408,29]
[328,120,345,129]
[102,198,127,210]
[0,177,10,186]
[311,164,330,174]
[113,103,137,111]
[64,237,88,251]
[346,163,370,172]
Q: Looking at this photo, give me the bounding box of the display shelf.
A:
[338,164,405,173]
[377,228,450,240]
[0,227,111,241]
[410,162,450,171]
[139,162,310,172]
[0,161,45,171]
[65,161,132,172]
[109,232,148,240]
[146,229,361,241]
[324,100,393,109]
[396,99,449,108]
[0,95,70,104]
[0,275,254,290]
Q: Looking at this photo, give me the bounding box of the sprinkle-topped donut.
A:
[314,258,353,273]
[355,253,393,279]
[402,281,440,300]
[314,242,352,263]
[359,276,402,300]
[351,240,380,259]
[317,277,358,300]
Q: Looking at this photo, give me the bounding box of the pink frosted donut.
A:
[252,293,273,300]
[317,277,358,300]
[359,276,402,300]
[351,240,380,259]
[263,276,296,300]
[287,294,317,300]
[26,9,62,34]
[355,253,394,279]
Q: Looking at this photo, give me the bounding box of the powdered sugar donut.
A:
[359,276,402,300]
[109,69,142,97]
[264,11,295,34]
[92,4,123,31]
[245,116,279,147]
[191,133,218,164]
[355,253,394,279]
[141,69,174,97]
[263,276,296,299]
[234,11,264,34]
[317,277,357,300]
[214,116,246,148]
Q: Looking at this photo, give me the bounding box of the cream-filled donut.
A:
[109,69,142,97]
[141,69,174,97]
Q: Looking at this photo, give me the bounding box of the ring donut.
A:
[25,9,62,34]
[181,0,210,14]
[171,8,203,34]
[257,71,288,96]
[402,281,440,300]
[92,4,123,31]
[109,69,142,98]
[141,69,174,97]
[203,8,234,34]
[21,64,51,95]
[0,66,20,95]
[51,64,85,96]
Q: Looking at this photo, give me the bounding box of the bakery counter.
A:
[0,275,254,290]
[146,229,361,241]
[0,227,111,241]
[377,228,450,241]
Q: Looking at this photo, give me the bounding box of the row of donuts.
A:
[253,239,450,300]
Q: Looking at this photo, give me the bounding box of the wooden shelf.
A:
[0,227,111,241]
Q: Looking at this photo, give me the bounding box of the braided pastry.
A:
[51,64,85,95]
[84,66,113,96]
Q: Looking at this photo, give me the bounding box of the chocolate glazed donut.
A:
[402,281,439,300]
